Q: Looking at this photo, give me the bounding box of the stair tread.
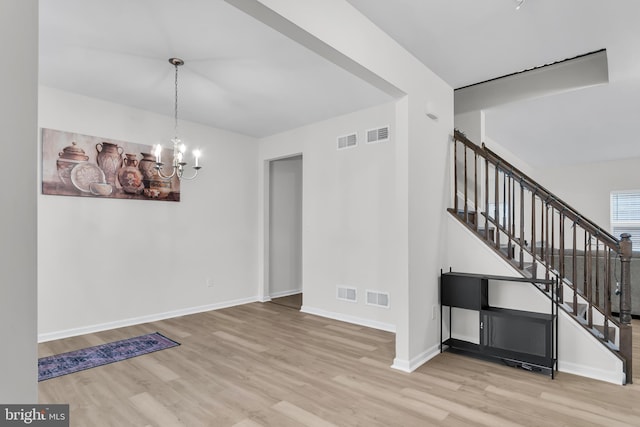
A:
[593,324,617,341]
[604,341,620,351]
[566,302,588,308]
[594,324,617,332]
[565,302,588,318]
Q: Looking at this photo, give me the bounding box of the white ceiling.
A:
[347,0,640,168]
[40,0,640,168]
[38,0,393,138]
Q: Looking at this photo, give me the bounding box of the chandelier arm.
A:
[176,167,201,181]
[155,164,177,180]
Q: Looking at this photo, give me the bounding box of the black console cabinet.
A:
[440,272,558,378]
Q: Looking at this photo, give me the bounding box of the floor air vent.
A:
[366,126,389,144]
[337,133,357,150]
[366,290,390,308]
[337,286,357,302]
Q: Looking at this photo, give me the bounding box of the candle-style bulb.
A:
[154,144,162,163]
[193,149,201,167]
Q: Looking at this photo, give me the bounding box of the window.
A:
[610,191,640,239]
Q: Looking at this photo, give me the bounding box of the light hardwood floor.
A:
[39,303,640,426]
[269,293,302,310]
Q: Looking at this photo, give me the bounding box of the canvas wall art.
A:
[42,128,180,202]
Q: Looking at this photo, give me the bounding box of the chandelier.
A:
[153,58,202,181]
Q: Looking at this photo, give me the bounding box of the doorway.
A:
[268,155,303,310]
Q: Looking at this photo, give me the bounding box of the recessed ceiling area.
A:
[347,0,640,168]
[38,0,393,138]
[40,0,640,168]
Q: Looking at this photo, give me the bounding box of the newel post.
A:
[620,233,633,324]
[619,233,632,384]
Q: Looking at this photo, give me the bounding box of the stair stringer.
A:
[445,214,626,384]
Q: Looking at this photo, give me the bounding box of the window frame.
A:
[610,190,640,239]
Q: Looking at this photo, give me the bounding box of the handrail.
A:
[453,130,619,248]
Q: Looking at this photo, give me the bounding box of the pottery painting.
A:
[41,128,180,201]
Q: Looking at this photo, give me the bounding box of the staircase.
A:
[451,130,633,384]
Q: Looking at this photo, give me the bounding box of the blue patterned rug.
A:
[38,332,180,381]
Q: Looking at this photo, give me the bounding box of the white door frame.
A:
[262,153,303,301]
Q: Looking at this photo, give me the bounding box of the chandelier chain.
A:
[174,62,179,139]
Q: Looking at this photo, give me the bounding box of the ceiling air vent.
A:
[366,290,390,308]
[337,133,358,150]
[366,126,390,144]
[337,286,357,302]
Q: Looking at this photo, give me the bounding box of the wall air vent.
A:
[366,290,390,308]
[337,133,358,150]
[366,126,390,144]
[337,286,357,302]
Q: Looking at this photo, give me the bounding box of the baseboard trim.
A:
[558,361,625,385]
[391,343,440,373]
[38,296,259,343]
[269,289,302,299]
[300,305,395,333]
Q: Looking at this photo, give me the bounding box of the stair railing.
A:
[452,130,633,383]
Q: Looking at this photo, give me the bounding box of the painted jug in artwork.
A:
[56,142,89,189]
[96,142,124,187]
[138,152,159,185]
[138,152,172,199]
[118,154,144,194]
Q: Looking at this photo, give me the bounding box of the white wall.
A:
[259,102,398,330]
[405,90,453,368]
[458,108,636,239]
[235,0,454,370]
[38,86,259,340]
[533,156,640,235]
[269,155,303,297]
[0,0,38,403]
[455,111,535,177]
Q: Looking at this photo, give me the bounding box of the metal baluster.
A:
[559,212,565,304]
[595,237,600,307]
[464,145,468,224]
[507,172,512,259]
[495,164,500,249]
[531,190,536,265]
[604,248,611,341]
[586,231,593,328]
[485,157,489,242]
[545,200,550,285]
[583,229,588,297]
[540,197,545,262]
[572,221,578,316]
[519,181,524,269]
[474,150,478,231]
[512,174,516,243]
[454,139,458,214]
[551,207,555,271]
[502,170,506,232]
